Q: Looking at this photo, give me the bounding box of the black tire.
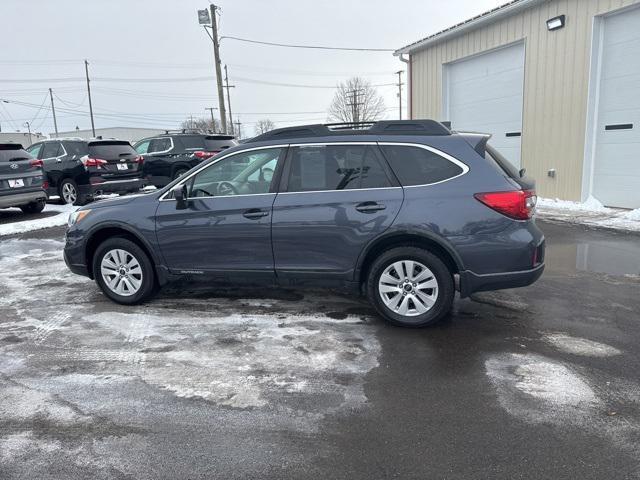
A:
[173,168,188,180]
[92,237,157,305]
[367,247,454,327]
[20,199,46,214]
[59,178,88,206]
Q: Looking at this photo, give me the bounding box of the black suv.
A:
[134,132,237,188]
[0,143,47,214]
[26,138,146,205]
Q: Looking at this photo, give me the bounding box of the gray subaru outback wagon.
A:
[64,120,544,327]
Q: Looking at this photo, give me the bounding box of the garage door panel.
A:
[593,6,640,208]
[446,43,524,169]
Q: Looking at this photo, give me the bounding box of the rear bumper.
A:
[80,177,146,196]
[0,190,47,209]
[459,262,545,298]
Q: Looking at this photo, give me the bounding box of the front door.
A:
[155,147,286,280]
[271,143,403,284]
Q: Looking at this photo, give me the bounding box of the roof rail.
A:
[246,119,451,143]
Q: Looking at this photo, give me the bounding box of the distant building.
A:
[396,0,640,208]
[0,131,47,146]
[52,127,166,143]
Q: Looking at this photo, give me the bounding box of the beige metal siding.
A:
[410,0,640,200]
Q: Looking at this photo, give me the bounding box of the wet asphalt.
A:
[0,220,639,479]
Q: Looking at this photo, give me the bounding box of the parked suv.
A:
[26,138,145,205]
[64,120,545,327]
[134,132,237,188]
[0,143,47,214]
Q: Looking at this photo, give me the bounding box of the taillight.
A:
[30,159,43,168]
[135,155,144,164]
[42,180,49,190]
[81,157,108,169]
[193,151,218,159]
[474,190,537,220]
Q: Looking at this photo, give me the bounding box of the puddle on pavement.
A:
[541,222,640,277]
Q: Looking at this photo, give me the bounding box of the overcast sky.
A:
[0,0,504,138]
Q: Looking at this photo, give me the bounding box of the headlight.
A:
[68,209,91,227]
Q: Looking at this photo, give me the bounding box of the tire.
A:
[20,199,46,214]
[172,168,188,180]
[367,247,454,327]
[59,179,87,206]
[92,237,157,305]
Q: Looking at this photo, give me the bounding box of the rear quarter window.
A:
[380,145,465,186]
[179,136,206,150]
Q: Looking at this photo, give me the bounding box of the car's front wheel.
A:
[367,247,454,327]
[92,237,156,305]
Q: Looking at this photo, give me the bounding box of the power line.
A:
[219,35,394,52]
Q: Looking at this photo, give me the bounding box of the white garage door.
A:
[445,43,525,168]
[593,7,640,209]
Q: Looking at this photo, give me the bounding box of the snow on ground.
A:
[537,196,640,232]
[0,203,77,237]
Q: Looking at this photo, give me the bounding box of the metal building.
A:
[395,0,640,208]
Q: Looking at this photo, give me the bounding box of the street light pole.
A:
[23,121,32,146]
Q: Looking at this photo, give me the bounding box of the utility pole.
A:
[234,119,241,139]
[346,88,364,124]
[395,70,404,120]
[84,60,96,137]
[209,4,227,134]
[223,65,236,135]
[205,107,217,131]
[49,88,59,138]
[23,121,32,146]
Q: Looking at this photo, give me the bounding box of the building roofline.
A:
[394,0,546,55]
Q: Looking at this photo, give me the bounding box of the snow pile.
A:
[0,203,77,237]
[536,196,640,232]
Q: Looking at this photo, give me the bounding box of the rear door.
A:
[0,145,43,197]
[87,141,141,179]
[271,143,403,284]
[40,141,65,186]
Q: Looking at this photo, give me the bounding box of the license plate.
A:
[8,179,24,188]
[117,164,128,170]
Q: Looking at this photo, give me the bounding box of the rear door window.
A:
[63,141,89,157]
[380,145,465,186]
[88,141,137,160]
[285,144,392,192]
[148,137,172,153]
[41,142,62,159]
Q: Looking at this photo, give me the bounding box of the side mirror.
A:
[519,168,527,178]
[172,184,189,210]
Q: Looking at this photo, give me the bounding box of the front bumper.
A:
[0,190,47,209]
[63,246,90,278]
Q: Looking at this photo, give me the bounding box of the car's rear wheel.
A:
[367,247,454,327]
[59,179,87,206]
[20,199,46,214]
[92,237,156,305]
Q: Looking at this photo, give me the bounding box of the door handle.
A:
[243,208,269,220]
[355,202,386,213]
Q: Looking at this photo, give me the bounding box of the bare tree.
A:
[180,116,220,133]
[328,77,386,124]
[254,119,276,135]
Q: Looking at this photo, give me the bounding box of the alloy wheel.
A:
[100,249,143,297]
[62,182,77,204]
[378,260,439,317]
